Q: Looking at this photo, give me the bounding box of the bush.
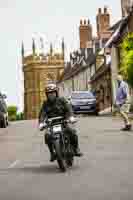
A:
[7,106,24,121]
[120,33,133,87]
[9,115,17,121]
[16,112,24,121]
[7,106,17,121]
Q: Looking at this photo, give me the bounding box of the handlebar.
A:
[40,116,77,130]
[46,116,64,123]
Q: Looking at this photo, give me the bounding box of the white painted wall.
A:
[58,65,92,96]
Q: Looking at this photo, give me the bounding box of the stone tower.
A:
[22,38,65,120]
[79,19,93,49]
[96,7,111,40]
[121,0,133,17]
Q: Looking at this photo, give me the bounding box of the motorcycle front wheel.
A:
[66,158,73,167]
[53,139,66,172]
[65,147,74,167]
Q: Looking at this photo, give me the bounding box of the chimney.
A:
[104,6,107,13]
[96,7,111,40]
[79,18,93,49]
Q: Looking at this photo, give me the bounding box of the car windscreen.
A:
[71,92,94,99]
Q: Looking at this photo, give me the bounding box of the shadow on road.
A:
[0,164,80,175]
[9,165,61,174]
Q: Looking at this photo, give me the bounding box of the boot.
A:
[50,153,56,162]
[121,124,132,131]
[70,131,83,157]
[74,148,83,157]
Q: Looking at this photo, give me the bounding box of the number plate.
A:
[53,125,62,133]
[80,106,90,109]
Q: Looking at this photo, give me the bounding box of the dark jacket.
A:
[39,97,73,123]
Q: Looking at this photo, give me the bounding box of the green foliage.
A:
[7,106,17,121]
[16,112,24,121]
[120,33,133,86]
[7,106,24,121]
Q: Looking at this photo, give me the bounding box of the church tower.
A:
[22,39,65,119]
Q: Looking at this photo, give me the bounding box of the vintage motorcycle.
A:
[42,116,77,172]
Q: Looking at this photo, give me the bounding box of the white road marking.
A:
[8,160,20,168]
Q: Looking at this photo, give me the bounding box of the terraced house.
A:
[57,7,112,110]
[58,2,133,112]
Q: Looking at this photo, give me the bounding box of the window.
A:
[71,92,94,99]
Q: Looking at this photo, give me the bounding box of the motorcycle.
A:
[43,116,77,172]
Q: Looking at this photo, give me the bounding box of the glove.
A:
[39,122,47,131]
[69,116,77,124]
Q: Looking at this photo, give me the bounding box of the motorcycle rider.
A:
[38,83,83,162]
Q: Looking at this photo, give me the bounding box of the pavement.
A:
[0,116,133,199]
[99,107,133,119]
[99,107,112,116]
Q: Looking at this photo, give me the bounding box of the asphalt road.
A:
[0,116,133,200]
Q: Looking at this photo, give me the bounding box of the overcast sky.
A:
[0,0,121,111]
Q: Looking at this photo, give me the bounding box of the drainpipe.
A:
[111,46,119,111]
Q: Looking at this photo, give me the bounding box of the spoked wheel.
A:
[54,140,66,172]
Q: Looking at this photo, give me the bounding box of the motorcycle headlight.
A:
[53,125,62,133]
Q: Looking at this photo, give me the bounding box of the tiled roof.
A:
[62,52,95,81]
[109,19,122,31]
[105,7,133,48]
[57,48,96,83]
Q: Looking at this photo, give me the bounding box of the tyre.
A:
[66,158,73,167]
[95,111,99,116]
[1,118,7,128]
[6,118,9,126]
[65,146,74,167]
[54,139,66,172]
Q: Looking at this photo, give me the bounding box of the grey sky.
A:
[0,0,121,111]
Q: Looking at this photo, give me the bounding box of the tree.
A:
[120,33,133,87]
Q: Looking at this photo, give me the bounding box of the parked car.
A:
[69,91,99,115]
[0,93,8,128]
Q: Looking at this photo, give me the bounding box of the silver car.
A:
[69,91,99,115]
